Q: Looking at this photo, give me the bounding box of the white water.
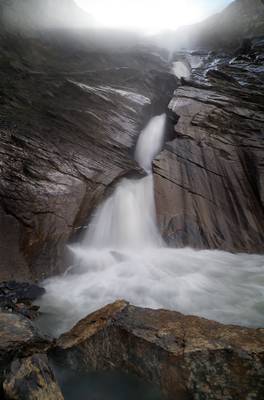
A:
[135,114,166,173]
[84,176,162,250]
[37,114,264,336]
[172,61,191,79]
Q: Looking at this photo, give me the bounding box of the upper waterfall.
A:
[135,114,166,173]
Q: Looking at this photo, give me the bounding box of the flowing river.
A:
[37,114,264,337]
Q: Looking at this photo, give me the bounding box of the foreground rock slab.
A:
[54,300,264,400]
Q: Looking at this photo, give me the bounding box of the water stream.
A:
[37,114,264,337]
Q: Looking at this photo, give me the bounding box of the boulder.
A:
[54,300,264,400]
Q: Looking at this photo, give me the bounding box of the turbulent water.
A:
[37,114,264,336]
[171,61,191,79]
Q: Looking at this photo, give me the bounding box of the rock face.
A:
[3,354,63,400]
[153,38,264,252]
[0,2,176,280]
[54,300,264,400]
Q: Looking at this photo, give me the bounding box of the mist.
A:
[74,0,233,34]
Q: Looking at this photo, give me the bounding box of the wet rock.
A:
[154,45,264,252]
[3,354,64,400]
[53,300,264,400]
[0,281,45,320]
[206,69,239,85]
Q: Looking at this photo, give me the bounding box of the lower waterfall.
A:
[37,114,264,336]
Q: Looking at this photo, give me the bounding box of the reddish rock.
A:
[54,300,264,400]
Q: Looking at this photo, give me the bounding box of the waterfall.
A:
[37,114,264,337]
[135,114,166,173]
[83,176,162,250]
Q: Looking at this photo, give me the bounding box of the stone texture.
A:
[0,311,51,397]
[0,312,49,363]
[54,300,264,400]
[3,354,64,400]
[154,39,264,252]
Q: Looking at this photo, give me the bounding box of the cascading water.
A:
[37,114,264,337]
[83,177,162,250]
[83,114,165,250]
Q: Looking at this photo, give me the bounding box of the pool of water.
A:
[53,367,166,400]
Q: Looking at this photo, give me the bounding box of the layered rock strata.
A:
[154,38,264,252]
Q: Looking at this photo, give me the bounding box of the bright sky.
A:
[75,0,233,33]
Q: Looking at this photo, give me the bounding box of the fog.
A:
[75,0,233,34]
[1,0,233,35]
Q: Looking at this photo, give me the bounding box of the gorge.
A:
[0,0,264,399]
